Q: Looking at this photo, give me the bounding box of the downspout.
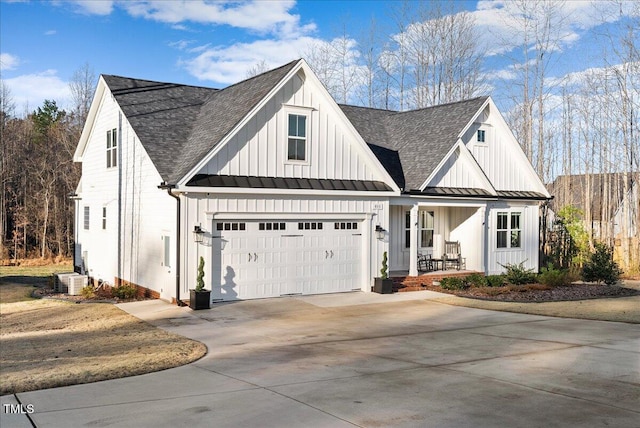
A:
[69,193,80,273]
[159,183,186,306]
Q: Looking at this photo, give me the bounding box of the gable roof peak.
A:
[217,59,301,93]
[397,95,490,115]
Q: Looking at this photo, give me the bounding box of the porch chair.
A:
[417,253,432,272]
[442,241,465,270]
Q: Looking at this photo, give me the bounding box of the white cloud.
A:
[473,0,637,57]
[3,70,71,112]
[69,0,114,15]
[121,0,315,38]
[0,53,20,71]
[44,29,57,36]
[180,37,318,84]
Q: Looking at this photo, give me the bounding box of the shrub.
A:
[195,256,206,291]
[440,277,469,290]
[486,275,505,287]
[113,284,137,299]
[500,261,537,285]
[538,263,572,287]
[380,251,389,280]
[465,273,487,288]
[582,242,621,285]
[80,285,95,299]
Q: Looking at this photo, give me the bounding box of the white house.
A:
[73,59,550,304]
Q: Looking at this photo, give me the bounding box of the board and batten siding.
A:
[463,104,545,194]
[196,71,385,183]
[77,89,175,300]
[427,148,488,190]
[182,194,389,295]
[76,91,120,284]
[486,202,540,275]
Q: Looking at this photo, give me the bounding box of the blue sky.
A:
[1,0,637,114]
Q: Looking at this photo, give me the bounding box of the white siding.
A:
[428,148,489,190]
[197,72,385,183]
[389,205,450,271]
[463,104,546,194]
[183,194,389,295]
[449,206,483,272]
[486,201,540,274]
[76,90,175,300]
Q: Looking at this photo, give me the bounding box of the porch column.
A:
[478,206,486,274]
[409,204,419,276]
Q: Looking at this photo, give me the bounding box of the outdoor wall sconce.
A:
[375,225,386,240]
[193,225,205,243]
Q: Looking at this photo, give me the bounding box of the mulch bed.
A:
[397,282,640,303]
[32,287,148,304]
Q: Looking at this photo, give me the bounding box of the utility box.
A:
[55,272,78,293]
[68,275,88,296]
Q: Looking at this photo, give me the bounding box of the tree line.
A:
[2,1,638,271]
[1,65,95,261]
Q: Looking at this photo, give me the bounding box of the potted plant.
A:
[189,256,211,310]
[373,251,393,294]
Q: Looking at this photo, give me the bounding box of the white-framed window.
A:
[497,211,522,249]
[287,113,307,161]
[102,207,107,230]
[162,235,171,267]
[405,210,434,248]
[83,206,90,230]
[107,128,117,168]
[477,129,486,143]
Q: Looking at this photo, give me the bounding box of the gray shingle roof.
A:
[103,62,488,192]
[340,97,489,191]
[102,60,298,183]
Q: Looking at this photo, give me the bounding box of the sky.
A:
[0,0,638,115]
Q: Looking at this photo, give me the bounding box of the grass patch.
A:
[0,265,207,394]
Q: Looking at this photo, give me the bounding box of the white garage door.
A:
[211,219,363,300]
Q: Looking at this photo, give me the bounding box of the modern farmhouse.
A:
[73,59,550,303]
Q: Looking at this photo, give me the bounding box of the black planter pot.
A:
[373,278,393,294]
[189,289,211,310]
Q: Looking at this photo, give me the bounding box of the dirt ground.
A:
[0,266,207,395]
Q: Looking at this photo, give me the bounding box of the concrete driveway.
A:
[2,291,639,427]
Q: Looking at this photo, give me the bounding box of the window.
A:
[107,128,117,168]
[216,222,246,231]
[83,206,90,230]
[163,236,170,267]
[287,114,307,161]
[477,129,486,143]
[260,222,286,231]
[405,211,434,248]
[300,222,323,230]
[334,222,357,230]
[420,211,434,248]
[497,211,521,249]
[102,207,107,230]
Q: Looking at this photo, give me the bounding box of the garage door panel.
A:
[214,220,362,300]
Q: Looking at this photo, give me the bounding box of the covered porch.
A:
[387,199,488,277]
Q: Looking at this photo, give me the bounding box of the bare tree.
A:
[245,60,270,79]
[69,62,96,126]
[496,0,566,182]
